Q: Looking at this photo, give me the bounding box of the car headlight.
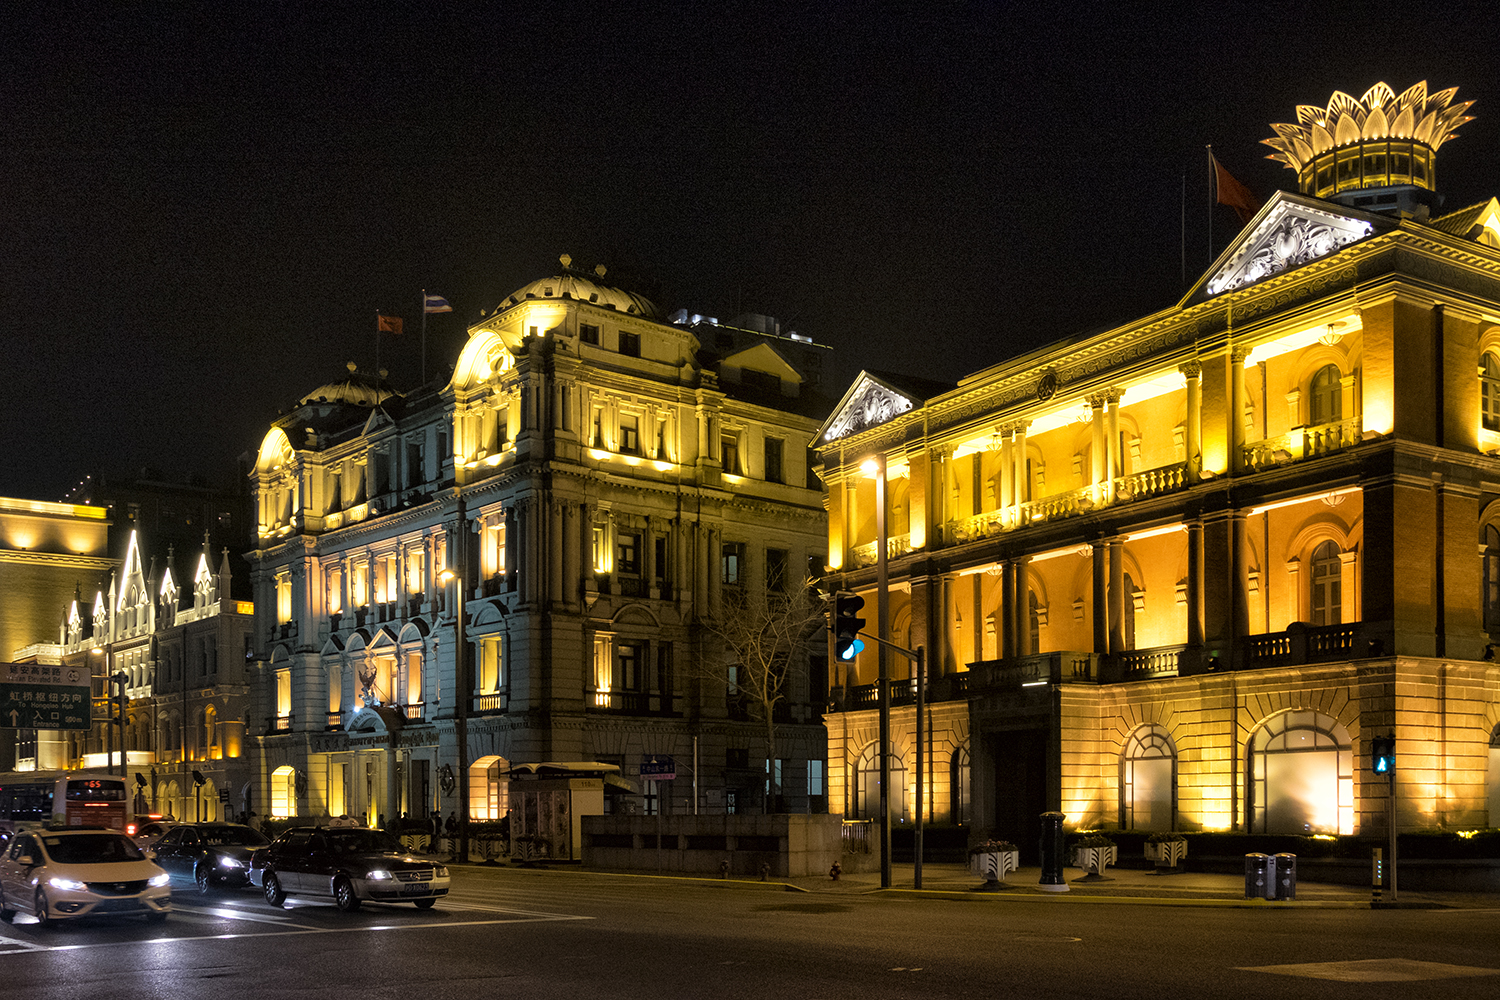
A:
[149,873,172,887]
[49,876,88,892]
[218,856,246,870]
[366,869,393,880]
[435,866,449,878]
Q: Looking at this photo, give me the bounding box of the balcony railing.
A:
[850,533,912,569]
[1116,644,1186,680]
[1244,417,1362,471]
[940,463,1189,546]
[967,651,1098,690]
[473,692,507,713]
[588,690,679,715]
[399,702,426,723]
[1243,621,1362,668]
[272,714,292,732]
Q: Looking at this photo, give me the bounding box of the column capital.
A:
[1101,387,1124,405]
[1179,360,1203,379]
[1231,346,1253,365]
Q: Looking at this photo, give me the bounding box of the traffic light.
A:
[1371,734,1395,775]
[833,593,866,661]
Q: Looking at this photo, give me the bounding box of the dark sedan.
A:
[248,826,449,912]
[149,823,270,893]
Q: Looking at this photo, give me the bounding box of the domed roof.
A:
[498,256,660,319]
[297,363,401,408]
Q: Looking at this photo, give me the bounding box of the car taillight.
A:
[127,823,138,836]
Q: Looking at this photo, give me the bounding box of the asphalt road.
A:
[2,866,1498,1000]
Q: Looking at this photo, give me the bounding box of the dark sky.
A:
[4,1,1498,501]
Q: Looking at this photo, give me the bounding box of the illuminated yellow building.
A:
[248,260,831,827]
[816,82,1500,849]
[7,524,254,822]
[0,496,113,773]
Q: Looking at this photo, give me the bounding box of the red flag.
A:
[377,314,404,335]
[1212,154,1259,225]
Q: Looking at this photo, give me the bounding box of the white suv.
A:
[0,830,171,926]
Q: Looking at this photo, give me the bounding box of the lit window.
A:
[1481,353,1500,432]
[721,434,741,475]
[1311,540,1342,625]
[1310,364,1343,426]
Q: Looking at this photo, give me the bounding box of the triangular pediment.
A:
[818,372,920,444]
[1194,193,1389,300]
[721,342,802,383]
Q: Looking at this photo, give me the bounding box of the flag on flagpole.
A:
[378,314,404,335]
[423,294,452,314]
[1211,153,1260,226]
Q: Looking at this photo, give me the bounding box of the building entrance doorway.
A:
[989,728,1047,864]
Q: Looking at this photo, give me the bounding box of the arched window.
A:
[1485,525,1500,633]
[1027,591,1041,654]
[1248,710,1353,834]
[204,704,219,760]
[1311,540,1343,625]
[855,744,907,822]
[1120,725,1176,831]
[1310,364,1343,426]
[1482,353,1500,432]
[950,745,971,826]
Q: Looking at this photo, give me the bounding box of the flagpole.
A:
[421,289,428,386]
[1206,145,1214,268]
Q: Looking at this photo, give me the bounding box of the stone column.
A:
[1181,361,1202,483]
[1089,394,1106,503]
[1105,390,1121,502]
[1108,536,1126,654]
[1231,347,1250,474]
[1013,420,1030,521]
[1091,540,1109,654]
[998,431,1013,513]
[1012,554,1033,657]
[1186,519,1204,647]
[999,559,1015,659]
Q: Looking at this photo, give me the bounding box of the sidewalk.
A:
[769,862,1500,908]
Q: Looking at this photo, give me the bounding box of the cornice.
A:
[0,550,116,570]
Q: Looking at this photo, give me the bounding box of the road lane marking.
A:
[1240,959,1500,982]
[0,911,592,956]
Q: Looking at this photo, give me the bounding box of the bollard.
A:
[719,859,730,879]
[1038,811,1069,892]
[829,861,842,881]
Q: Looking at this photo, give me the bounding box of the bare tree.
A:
[700,581,827,812]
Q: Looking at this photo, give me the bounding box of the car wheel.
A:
[35,890,53,928]
[263,871,285,907]
[413,897,436,910]
[195,864,213,894]
[333,875,361,913]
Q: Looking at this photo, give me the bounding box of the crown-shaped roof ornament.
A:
[1262,82,1473,203]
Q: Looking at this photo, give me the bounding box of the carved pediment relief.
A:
[1206,201,1375,296]
[821,374,916,443]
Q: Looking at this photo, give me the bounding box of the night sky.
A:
[4,1,1498,502]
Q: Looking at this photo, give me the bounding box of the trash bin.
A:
[1272,853,1296,900]
[1244,853,1272,898]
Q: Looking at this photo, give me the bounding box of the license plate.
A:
[402,882,429,894]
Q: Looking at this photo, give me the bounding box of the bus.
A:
[0,773,129,843]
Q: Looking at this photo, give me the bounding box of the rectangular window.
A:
[616,532,640,575]
[275,574,292,623]
[479,636,503,693]
[766,547,789,593]
[483,521,506,578]
[406,548,425,595]
[721,434,741,475]
[808,759,825,796]
[764,437,784,484]
[721,542,743,585]
[615,642,645,692]
[619,415,640,454]
[580,323,600,345]
[653,536,669,588]
[618,331,640,357]
[276,670,292,718]
[326,566,343,615]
